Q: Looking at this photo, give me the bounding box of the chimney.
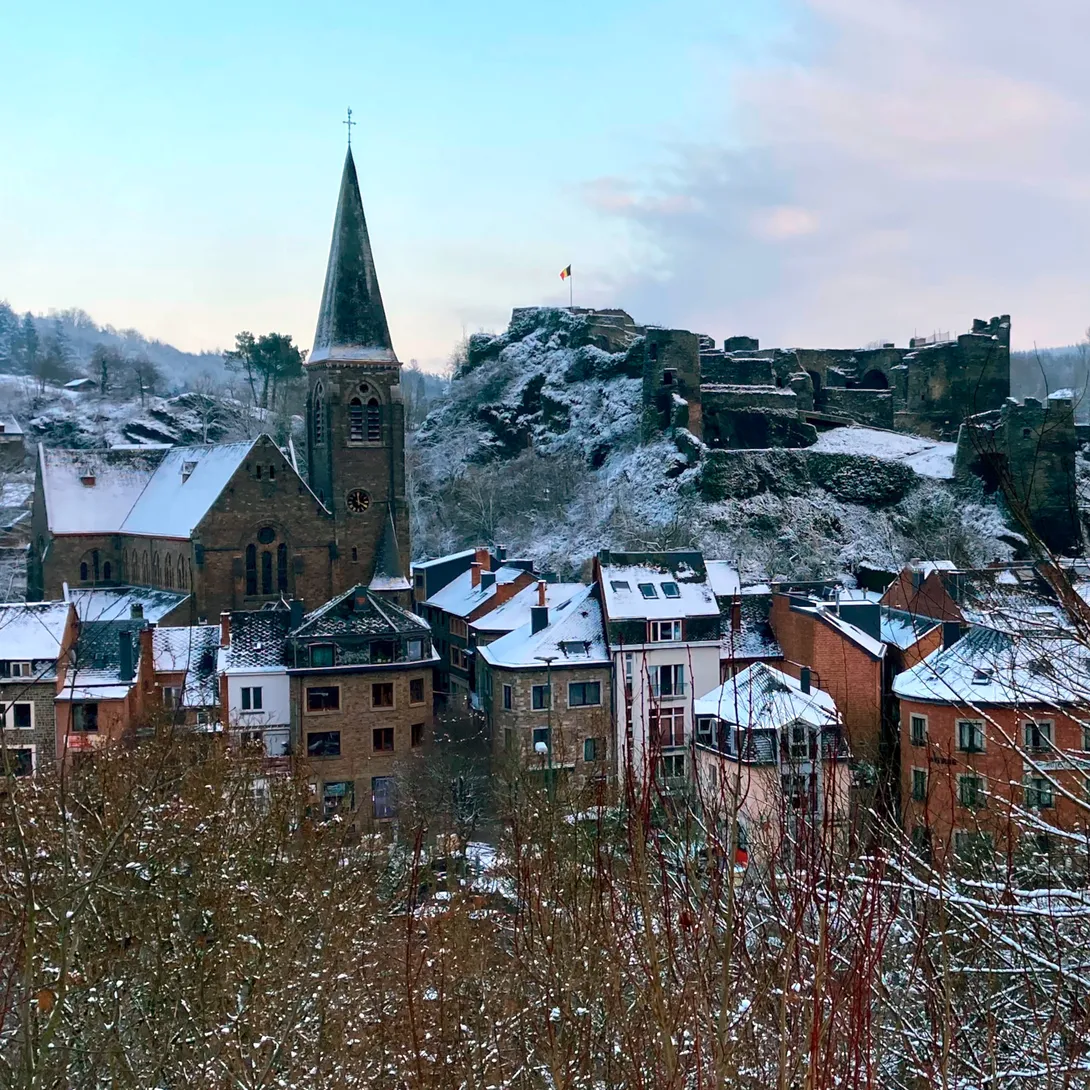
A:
[130,603,144,620]
[220,611,231,649]
[289,598,304,629]
[495,544,508,563]
[531,605,549,634]
[118,630,134,683]
[731,597,741,633]
[537,580,547,607]
[480,571,496,591]
[470,562,482,588]
[942,621,961,650]
[799,666,811,695]
[474,546,491,571]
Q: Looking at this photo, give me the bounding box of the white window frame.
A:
[1023,719,1053,752]
[1024,775,1054,810]
[2,701,35,731]
[956,719,985,754]
[9,662,32,679]
[909,713,927,747]
[241,686,264,713]
[162,686,180,709]
[3,743,35,777]
[648,619,682,643]
[653,663,686,699]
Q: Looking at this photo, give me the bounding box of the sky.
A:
[2,0,1089,369]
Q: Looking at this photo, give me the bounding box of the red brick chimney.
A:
[537,580,547,606]
[220,611,231,649]
[731,598,741,633]
[470,562,482,588]
[474,546,491,571]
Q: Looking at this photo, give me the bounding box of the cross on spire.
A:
[343,107,356,147]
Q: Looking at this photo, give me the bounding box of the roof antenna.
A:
[343,106,356,148]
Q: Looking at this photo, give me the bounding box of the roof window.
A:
[661,581,680,598]
[972,668,993,684]
[181,460,197,483]
[560,640,587,656]
[638,583,657,599]
[610,580,630,592]
[80,474,96,487]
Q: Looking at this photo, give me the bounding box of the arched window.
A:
[152,553,162,585]
[80,561,89,582]
[178,555,188,590]
[245,544,257,595]
[261,550,273,595]
[349,397,364,443]
[313,385,325,445]
[277,542,288,592]
[92,550,100,581]
[164,554,173,587]
[141,552,150,584]
[366,398,381,442]
[103,561,112,581]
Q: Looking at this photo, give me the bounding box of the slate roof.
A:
[719,593,783,662]
[598,550,718,622]
[39,439,257,537]
[292,585,428,639]
[58,618,148,701]
[369,513,411,592]
[413,548,476,570]
[706,560,741,598]
[880,606,939,650]
[308,147,397,365]
[71,586,189,624]
[0,416,23,436]
[478,585,610,669]
[219,608,293,673]
[153,625,221,706]
[696,662,840,732]
[0,601,70,670]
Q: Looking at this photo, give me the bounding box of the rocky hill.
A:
[411,307,1025,582]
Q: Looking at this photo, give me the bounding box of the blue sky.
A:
[3,1,1089,367]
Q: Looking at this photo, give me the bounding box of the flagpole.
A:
[569,269,573,310]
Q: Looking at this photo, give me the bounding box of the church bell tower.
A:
[306,146,411,602]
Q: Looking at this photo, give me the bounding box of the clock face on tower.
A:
[346,489,371,513]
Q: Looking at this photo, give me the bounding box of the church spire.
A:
[309,147,397,365]
[368,511,411,593]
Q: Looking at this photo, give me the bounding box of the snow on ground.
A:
[810,426,956,479]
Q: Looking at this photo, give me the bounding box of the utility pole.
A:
[536,654,557,799]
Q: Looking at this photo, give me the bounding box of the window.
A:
[162,687,180,709]
[1025,776,1054,809]
[909,714,927,747]
[102,561,112,581]
[241,686,263,712]
[532,726,550,749]
[261,550,273,595]
[957,720,984,753]
[954,830,993,859]
[1023,720,1052,751]
[164,554,173,587]
[257,526,276,545]
[531,684,551,710]
[277,543,288,592]
[655,664,685,698]
[366,398,381,442]
[650,706,685,747]
[695,716,715,745]
[371,683,394,709]
[568,681,601,707]
[306,686,340,712]
[657,754,686,781]
[406,639,424,661]
[648,620,682,642]
[80,562,88,581]
[313,386,325,445]
[638,583,658,599]
[450,647,469,671]
[265,728,290,757]
[348,397,364,442]
[322,780,352,818]
[245,544,257,596]
[610,580,630,592]
[268,465,275,480]
[584,736,604,762]
[255,465,262,480]
[910,825,932,858]
[72,703,99,732]
[309,644,335,668]
[661,581,680,598]
[372,776,397,819]
[957,774,985,810]
[450,617,468,639]
[911,768,928,802]
[373,726,394,752]
[409,677,425,704]
[788,722,811,760]
[10,662,32,678]
[307,731,341,757]
[503,684,513,710]
[1084,726,1090,751]
[6,703,33,730]
[411,722,424,748]
[3,747,33,777]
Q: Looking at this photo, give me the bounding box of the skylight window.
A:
[611,580,630,592]
[661,581,680,599]
[972,668,993,684]
[638,583,658,599]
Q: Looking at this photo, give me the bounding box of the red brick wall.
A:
[770,595,883,761]
[882,569,961,621]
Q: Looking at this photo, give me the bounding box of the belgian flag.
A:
[559,264,571,280]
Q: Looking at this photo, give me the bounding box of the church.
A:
[28,147,412,621]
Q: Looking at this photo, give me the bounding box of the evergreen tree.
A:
[18,313,39,374]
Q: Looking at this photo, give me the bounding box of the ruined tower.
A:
[305,148,411,600]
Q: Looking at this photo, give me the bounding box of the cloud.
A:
[586,0,1090,350]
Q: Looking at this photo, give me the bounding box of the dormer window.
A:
[181,460,197,483]
[649,620,682,642]
[80,474,95,487]
[661,581,680,598]
[309,644,335,668]
[638,583,657,599]
[972,668,993,685]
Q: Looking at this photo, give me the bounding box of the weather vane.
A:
[344,107,356,148]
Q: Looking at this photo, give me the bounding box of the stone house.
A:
[693,662,851,866]
[894,625,1090,861]
[595,550,721,788]
[477,583,612,786]
[287,585,436,822]
[0,600,69,776]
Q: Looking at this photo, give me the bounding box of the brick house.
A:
[0,601,69,776]
[477,583,612,785]
[595,550,721,787]
[894,625,1090,860]
[151,624,221,729]
[287,585,436,822]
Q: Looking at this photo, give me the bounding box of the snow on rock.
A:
[810,426,956,479]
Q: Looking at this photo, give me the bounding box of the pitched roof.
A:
[424,564,532,618]
[58,618,147,700]
[152,624,221,706]
[219,608,293,673]
[369,513,411,592]
[291,585,428,639]
[478,585,609,669]
[470,581,585,635]
[598,551,718,622]
[39,439,257,537]
[71,586,189,624]
[308,147,396,365]
[695,662,839,731]
[0,601,70,663]
[719,593,783,662]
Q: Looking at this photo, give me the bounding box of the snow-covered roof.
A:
[70,586,189,624]
[471,582,585,635]
[413,548,476,571]
[39,440,258,537]
[292,585,429,639]
[424,565,531,618]
[893,626,1090,707]
[219,609,293,674]
[719,594,783,662]
[880,606,939,650]
[57,619,147,702]
[153,625,221,706]
[784,597,886,659]
[0,601,70,663]
[599,555,718,622]
[478,585,609,669]
[63,377,96,390]
[695,662,840,731]
[809,426,956,479]
[706,560,740,598]
[0,416,23,437]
